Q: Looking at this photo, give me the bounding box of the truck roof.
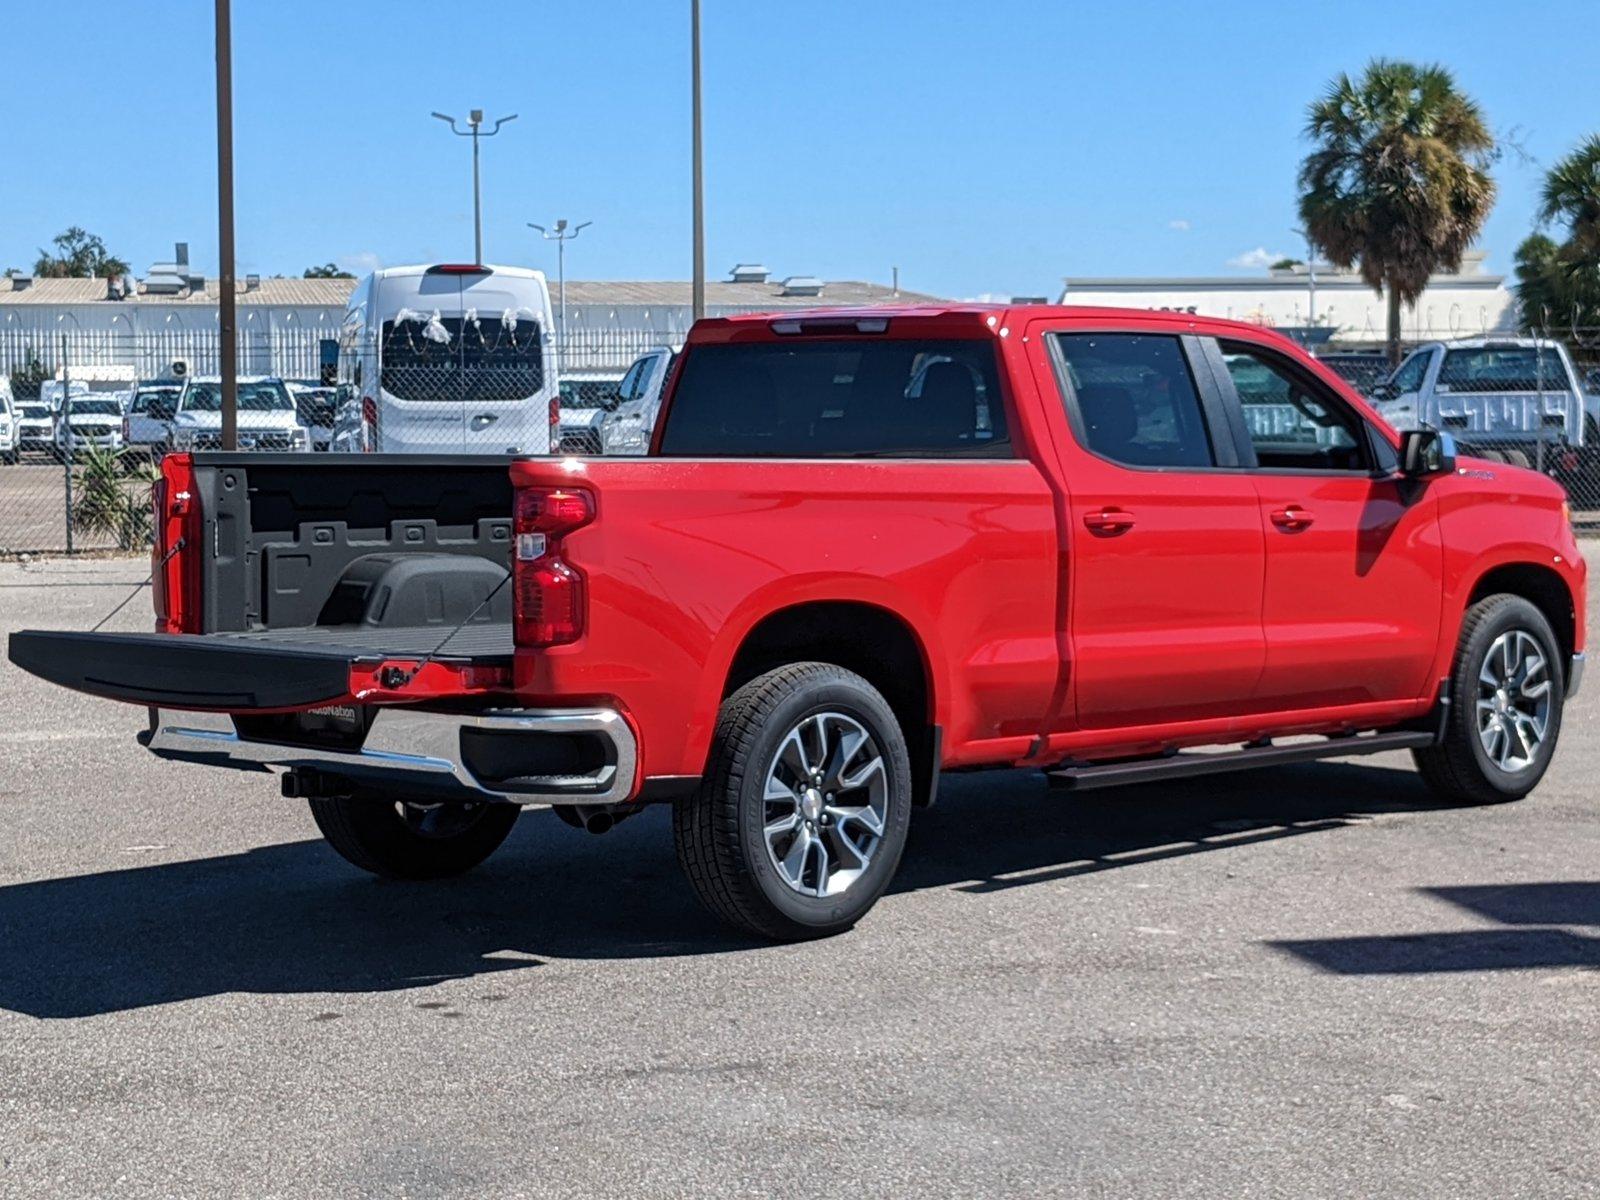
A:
[689,304,1319,347]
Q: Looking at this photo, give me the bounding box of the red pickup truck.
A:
[10,306,1587,940]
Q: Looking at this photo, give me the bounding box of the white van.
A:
[337,264,558,455]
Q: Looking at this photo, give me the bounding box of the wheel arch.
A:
[1466,562,1578,682]
[720,599,942,804]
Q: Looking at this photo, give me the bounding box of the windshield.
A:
[181,381,293,413]
[20,404,51,418]
[134,387,179,412]
[559,380,619,409]
[1438,347,1568,392]
[379,314,544,404]
[68,399,123,416]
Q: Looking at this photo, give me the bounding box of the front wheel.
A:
[674,663,913,941]
[1413,595,1566,804]
[308,795,520,879]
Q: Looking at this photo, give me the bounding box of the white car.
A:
[168,376,310,453]
[0,377,17,464]
[286,382,338,451]
[123,381,184,462]
[54,394,127,458]
[600,347,676,455]
[1372,337,1585,468]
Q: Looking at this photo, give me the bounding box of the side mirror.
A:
[1402,428,1457,478]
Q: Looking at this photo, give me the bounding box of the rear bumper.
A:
[142,706,639,806]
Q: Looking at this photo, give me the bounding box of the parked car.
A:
[1371,337,1585,469]
[123,380,184,463]
[1314,351,1390,396]
[0,377,16,464]
[287,382,339,451]
[53,394,126,458]
[335,264,559,455]
[167,376,310,453]
[13,395,57,455]
[8,306,1586,942]
[600,347,676,454]
[555,379,621,453]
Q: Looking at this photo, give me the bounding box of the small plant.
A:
[72,445,161,550]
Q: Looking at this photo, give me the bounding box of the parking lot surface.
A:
[1,552,1596,1199]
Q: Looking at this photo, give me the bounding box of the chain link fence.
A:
[5,318,1600,556]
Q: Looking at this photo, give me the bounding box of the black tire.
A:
[1413,595,1566,805]
[674,662,913,941]
[307,795,520,879]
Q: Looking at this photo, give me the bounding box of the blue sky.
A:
[2,0,1597,299]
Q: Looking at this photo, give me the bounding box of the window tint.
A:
[1438,346,1568,392]
[657,339,1008,458]
[379,315,544,404]
[1388,351,1429,395]
[616,359,645,403]
[1051,333,1214,467]
[1219,341,1368,471]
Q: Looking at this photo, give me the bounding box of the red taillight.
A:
[361,395,378,451]
[548,397,561,441]
[513,486,595,646]
[425,263,492,275]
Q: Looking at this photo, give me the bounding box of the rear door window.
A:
[1049,333,1216,468]
[657,339,1009,457]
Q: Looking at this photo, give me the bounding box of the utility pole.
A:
[433,110,518,263]
[691,0,705,319]
[529,220,592,371]
[215,0,237,450]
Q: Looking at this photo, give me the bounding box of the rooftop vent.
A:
[729,263,770,283]
[244,273,261,292]
[780,275,824,297]
[9,273,32,291]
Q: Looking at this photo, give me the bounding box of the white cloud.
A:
[1168,219,1191,232]
[1226,246,1286,270]
[337,250,382,275]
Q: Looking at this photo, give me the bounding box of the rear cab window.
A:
[657,338,1009,458]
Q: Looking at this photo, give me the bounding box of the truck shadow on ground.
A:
[0,760,1484,1018]
[1272,881,1600,974]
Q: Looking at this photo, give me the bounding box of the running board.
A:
[1045,729,1437,792]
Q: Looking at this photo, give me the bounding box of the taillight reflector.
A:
[513,486,595,646]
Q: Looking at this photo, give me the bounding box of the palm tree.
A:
[1299,60,1496,366]
[1539,134,1600,259]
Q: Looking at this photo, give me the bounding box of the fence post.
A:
[61,336,74,555]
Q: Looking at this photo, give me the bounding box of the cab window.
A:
[1388,351,1429,395]
[1050,333,1215,468]
[1219,341,1369,472]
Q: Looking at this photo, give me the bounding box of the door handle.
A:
[1083,507,1135,534]
[1270,506,1314,531]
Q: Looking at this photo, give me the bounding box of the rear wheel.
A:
[1413,595,1565,804]
[674,663,913,941]
[308,795,520,879]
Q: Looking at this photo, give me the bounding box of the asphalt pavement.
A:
[0,553,1596,1198]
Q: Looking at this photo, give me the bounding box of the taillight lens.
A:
[361,395,378,452]
[548,397,561,442]
[513,486,594,646]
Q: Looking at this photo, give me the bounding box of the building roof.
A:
[0,276,357,306]
[0,276,936,309]
[1062,268,1504,291]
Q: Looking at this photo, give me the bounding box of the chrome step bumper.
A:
[141,706,637,806]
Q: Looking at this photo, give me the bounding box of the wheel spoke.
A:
[765,811,801,839]
[780,827,813,886]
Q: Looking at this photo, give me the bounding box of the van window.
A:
[380,316,544,404]
[658,339,1008,458]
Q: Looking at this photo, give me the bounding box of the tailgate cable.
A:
[89,539,187,633]
[377,570,511,691]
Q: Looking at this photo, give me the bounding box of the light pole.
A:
[1292,227,1317,326]
[433,109,518,263]
[691,0,705,320]
[216,0,237,449]
[530,220,591,370]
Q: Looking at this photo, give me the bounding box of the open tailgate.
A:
[7,624,513,712]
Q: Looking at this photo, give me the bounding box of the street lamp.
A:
[529,220,591,370]
[433,109,518,264]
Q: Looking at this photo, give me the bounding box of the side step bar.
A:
[1046,729,1437,792]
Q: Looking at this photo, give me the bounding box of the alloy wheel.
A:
[1476,629,1552,773]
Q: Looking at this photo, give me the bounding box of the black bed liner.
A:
[7,623,513,711]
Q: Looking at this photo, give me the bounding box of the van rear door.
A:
[457,272,548,455]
